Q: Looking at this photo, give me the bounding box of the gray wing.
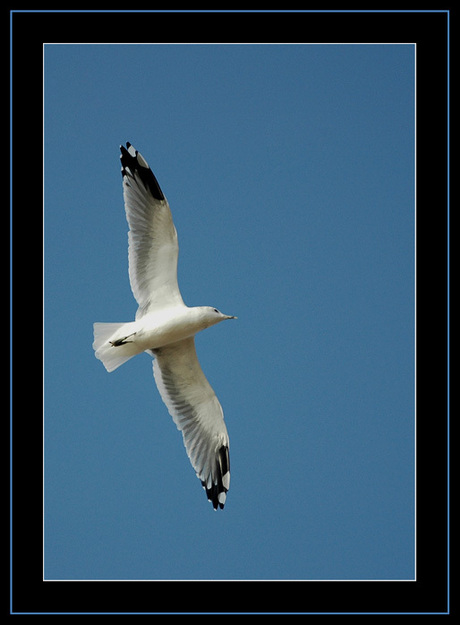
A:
[151,338,230,510]
[120,143,184,317]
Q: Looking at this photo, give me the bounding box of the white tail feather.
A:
[93,322,140,372]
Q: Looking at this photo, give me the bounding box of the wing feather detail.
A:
[151,338,230,509]
[120,143,184,316]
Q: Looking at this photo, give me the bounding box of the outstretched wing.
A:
[120,143,184,317]
[151,338,230,510]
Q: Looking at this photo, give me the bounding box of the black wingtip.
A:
[119,142,165,201]
[202,481,226,510]
[201,445,230,510]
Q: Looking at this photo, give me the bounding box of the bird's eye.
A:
[213,308,220,314]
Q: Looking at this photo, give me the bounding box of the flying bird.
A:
[93,143,236,510]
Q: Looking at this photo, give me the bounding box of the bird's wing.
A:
[151,337,230,510]
[120,143,184,317]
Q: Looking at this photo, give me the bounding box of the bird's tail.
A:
[92,322,141,372]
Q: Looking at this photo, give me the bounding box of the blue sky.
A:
[44,43,415,581]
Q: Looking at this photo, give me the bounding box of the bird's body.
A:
[92,143,236,509]
[94,305,234,372]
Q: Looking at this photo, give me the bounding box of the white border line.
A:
[41,41,417,585]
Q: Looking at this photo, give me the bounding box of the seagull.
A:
[93,143,236,510]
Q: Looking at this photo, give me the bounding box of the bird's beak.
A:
[225,315,237,320]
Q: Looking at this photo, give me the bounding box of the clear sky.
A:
[44,43,415,581]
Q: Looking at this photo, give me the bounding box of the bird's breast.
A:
[133,308,203,351]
